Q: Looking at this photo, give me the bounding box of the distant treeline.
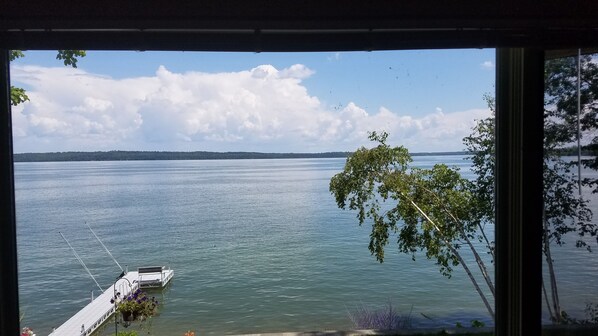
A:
[13,150,470,162]
[555,145,596,156]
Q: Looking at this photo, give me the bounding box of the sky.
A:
[10,49,495,153]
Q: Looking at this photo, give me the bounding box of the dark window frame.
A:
[2,1,595,335]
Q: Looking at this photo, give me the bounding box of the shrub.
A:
[116,331,138,336]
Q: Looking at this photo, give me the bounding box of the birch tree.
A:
[330,131,496,320]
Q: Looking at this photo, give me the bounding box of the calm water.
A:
[15,156,598,335]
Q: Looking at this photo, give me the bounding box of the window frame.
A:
[2,2,595,334]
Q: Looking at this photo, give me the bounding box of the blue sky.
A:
[10,49,495,153]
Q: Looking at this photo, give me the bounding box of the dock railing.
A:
[138,266,166,288]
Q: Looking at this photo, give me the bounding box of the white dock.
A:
[49,268,173,336]
[138,266,175,288]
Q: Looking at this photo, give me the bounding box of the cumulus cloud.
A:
[278,64,315,79]
[11,64,490,153]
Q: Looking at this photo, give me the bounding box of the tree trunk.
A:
[542,277,555,320]
[409,199,495,320]
[446,240,496,321]
[543,217,563,323]
[461,233,495,297]
[421,188,496,298]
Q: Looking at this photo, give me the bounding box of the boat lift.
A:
[50,226,173,336]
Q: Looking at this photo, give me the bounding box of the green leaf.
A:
[56,50,86,68]
[10,86,29,106]
[9,50,25,62]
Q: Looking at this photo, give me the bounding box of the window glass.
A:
[541,50,598,328]
[12,49,496,335]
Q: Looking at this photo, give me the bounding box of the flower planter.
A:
[121,311,135,322]
[114,289,159,322]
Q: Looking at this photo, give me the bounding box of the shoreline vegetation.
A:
[13,150,470,163]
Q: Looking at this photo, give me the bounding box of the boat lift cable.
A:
[59,232,104,292]
[87,223,124,273]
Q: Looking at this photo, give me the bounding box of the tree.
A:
[536,55,597,322]
[331,66,598,322]
[544,54,598,195]
[329,131,496,320]
[465,88,596,322]
[9,50,86,106]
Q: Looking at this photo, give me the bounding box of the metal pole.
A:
[87,223,124,272]
[59,232,104,292]
[0,49,20,336]
[578,48,582,195]
[113,277,133,336]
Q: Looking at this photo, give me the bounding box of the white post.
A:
[578,48,582,195]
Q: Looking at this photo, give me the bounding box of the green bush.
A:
[116,331,138,336]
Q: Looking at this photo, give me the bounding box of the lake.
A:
[14,156,598,335]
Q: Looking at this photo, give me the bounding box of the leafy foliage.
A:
[561,303,598,325]
[330,132,486,274]
[330,131,495,319]
[330,131,411,263]
[9,50,25,62]
[470,319,486,328]
[462,95,495,226]
[55,50,86,68]
[545,55,598,193]
[116,332,138,336]
[455,319,486,328]
[545,55,598,147]
[543,56,597,249]
[10,86,29,106]
[112,289,159,318]
[466,57,598,252]
[462,94,495,258]
[542,54,598,323]
[9,50,86,106]
[463,55,598,323]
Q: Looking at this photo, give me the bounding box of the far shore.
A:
[13,150,470,163]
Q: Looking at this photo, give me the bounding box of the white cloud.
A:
[481,61,495,70]
[11,64,490,153]
[278,64,315,79]
[327,52,341,61]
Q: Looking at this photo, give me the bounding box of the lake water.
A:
[14,156,598,335]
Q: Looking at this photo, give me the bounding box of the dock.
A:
[138,266,174,288]
[49,267,173,336]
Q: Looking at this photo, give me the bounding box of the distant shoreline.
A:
[13,150,470,162]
